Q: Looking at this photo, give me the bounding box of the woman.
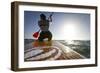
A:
[38,13,52,42]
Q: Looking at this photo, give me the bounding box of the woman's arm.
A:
[48,13,53,22]
[48,15,52,22]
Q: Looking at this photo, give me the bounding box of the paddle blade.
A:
[33,32,39,38]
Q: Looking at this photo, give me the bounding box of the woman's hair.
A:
[40,14,46,20]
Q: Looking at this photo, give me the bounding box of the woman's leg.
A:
[38,31,52,41]
[38,31,45,42]
[47,31,52,41]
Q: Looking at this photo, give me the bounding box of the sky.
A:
[24,11,90,40]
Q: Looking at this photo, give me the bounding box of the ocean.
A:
[24,39,90,59]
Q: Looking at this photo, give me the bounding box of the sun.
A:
[62,23,77,40]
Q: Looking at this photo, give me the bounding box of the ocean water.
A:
[58,40,90,58]
[24,39,90,58]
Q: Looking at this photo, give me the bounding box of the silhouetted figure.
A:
[38,14,52,42]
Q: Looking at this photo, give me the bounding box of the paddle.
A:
[33,12,53,38]
[33,29,40,38]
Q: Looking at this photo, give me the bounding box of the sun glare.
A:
[62,23,77,40]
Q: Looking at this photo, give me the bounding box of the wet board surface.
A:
[24,41,85,61]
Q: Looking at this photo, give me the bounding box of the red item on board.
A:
[33,30,40,38]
